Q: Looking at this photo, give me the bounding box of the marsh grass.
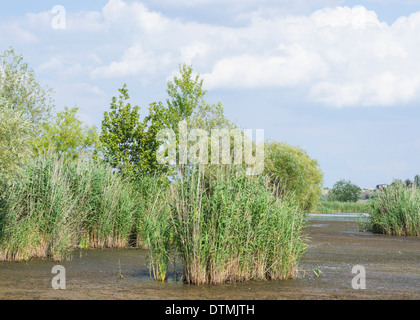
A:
[0,153,140,261]
[137,174,172,281]
[314,200,371,213]
[368,182,420,236]
[147,165,307,284]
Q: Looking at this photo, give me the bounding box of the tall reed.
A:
[157,165,307,284]
[134,174,172,280]
[314,200,371,213]
[0,153,140,261]
[368,182,420,236]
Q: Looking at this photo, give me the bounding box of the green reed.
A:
[314,200,371,213]
[0,153,139,261]
[153,165,307,284]
[368,182,420,236]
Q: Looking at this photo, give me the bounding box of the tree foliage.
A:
[0,97,32,182]
[0,47,53,130]
[99,84,169,179]
[264,141,323,212]
[327,179,361,202]
[33,106,99,159]
[414,174,420,188]
[166,64,235,132]
[0,47,53,182]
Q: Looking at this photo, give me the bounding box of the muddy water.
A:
[0,214,419,300]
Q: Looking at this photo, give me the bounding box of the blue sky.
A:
[2,0,420,188]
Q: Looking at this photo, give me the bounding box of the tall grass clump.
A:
[368,182,420,236]
[134,174,172,281]
[69,159,138,249]
[0,154,83,261]
[151,165,307,284]
[314,200,371,213]
[0,152,139,261]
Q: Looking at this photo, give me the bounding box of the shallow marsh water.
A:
[0,213,419,300]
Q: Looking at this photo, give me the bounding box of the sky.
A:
[1,0,420,188]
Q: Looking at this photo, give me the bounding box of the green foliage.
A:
[328,179,361,202]
[0,47,53,182]
[166,64,235,132]
[144,165,307,284]
[0,153,140,261]
[314,200,371,213]
[415,174,420,188]
[264,141,323,212]
[0,97,32,182]
[172,166,307,284]
[368,182,420,236]
[166,64,205,128]
[0,47,53,129]
[404,179,412,187]
[33,106,98,159]
[99,84,169,179]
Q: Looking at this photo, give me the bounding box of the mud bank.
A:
[0,217,419,300]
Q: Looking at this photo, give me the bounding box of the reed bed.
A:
[314,200,371,213]
[1,155,308,285]
[146,165,307,284]
[368,182,420,236]
[0,153,140,261]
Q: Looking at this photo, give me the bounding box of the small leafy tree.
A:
[0,47,53,130]
[100,84,169,180]
[163,64,237,171]
[0,47,54,181]
[414,175,420,188]
[404,179,413,187]
[0,97,32,182]
[33,106,99,159]
[328,179,361,202]
[264,141,323,212]
[166,64,236,133]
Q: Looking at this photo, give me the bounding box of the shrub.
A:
[327,179,361,202]
[264,141,323,212]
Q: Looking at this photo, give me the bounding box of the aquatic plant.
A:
[148,165,307,284]
[0,152,139,261]
[368,182,420,236]
[314,200,371,214]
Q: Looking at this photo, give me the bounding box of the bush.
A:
[264,141,323,212]
[327,179,361,202]
[368,182,420,236]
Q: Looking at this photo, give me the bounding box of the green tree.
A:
[166,64,235,132]
[0,47,53,130]
[0,97,32,182]
[162,64,237,170]
[414,174,420,188]
[404,179,413,187]
[33,106,99,159]
[99,84,168,179]
[328,179,361,202]
[264,141,323,212]
[0,47,54,181]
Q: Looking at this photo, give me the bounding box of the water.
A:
[1,216,419,300]
[309,212,370,222]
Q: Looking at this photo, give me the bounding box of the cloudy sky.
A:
[2,0,420,188]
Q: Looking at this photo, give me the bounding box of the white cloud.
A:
[203,45,328,88]
[90,44,172,78]
[3,1,420,107]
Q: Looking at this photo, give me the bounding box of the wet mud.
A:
[0,215,419,300]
